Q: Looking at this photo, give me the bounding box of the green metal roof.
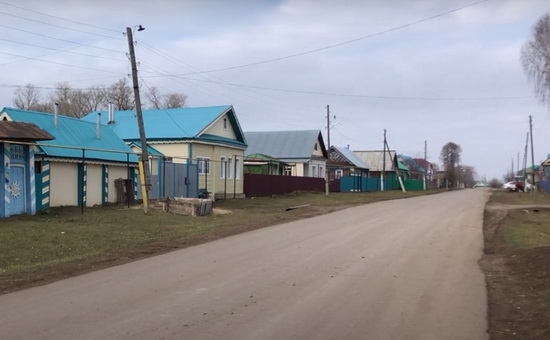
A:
[82,105,247,148]
[2,108,138,163]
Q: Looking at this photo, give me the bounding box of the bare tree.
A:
[521,13,550,105]
[106,78,135,110]
[13,84,42,110]
[85,85,107,112]
[440,142,462,188]
[163,93,187,108]
[145,86,163,109]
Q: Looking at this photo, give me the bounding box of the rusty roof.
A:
[0,121,54,141]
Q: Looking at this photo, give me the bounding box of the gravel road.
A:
[0,189,490,339]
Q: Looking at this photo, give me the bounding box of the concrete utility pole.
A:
[529,115,536,192]
[325,105,331,196]
[423,140,427,190]
[381,129,386,191]
[126,26,150,213]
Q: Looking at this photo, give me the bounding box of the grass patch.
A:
[1,190,441,292]
[503,209,550,249]
[489,190,550,205]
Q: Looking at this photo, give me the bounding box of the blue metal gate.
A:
[9,165,26,215]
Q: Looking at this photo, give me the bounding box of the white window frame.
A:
[235,157,241,180]
[197,157,210,175]
[220,156,227,179]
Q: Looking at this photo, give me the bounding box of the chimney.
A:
[54,102,59,129]
[96,112,101,139]
[108,104,115,124]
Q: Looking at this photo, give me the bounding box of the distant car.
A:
[473,182,489,188]
[502,181,517,191]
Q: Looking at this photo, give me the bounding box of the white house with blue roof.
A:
[244,130,328,178]
[1,108,139,210]
[82,105,247,199]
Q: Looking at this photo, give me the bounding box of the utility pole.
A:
[381,129,386,191]
[325,105,330,196]
[529,115,536,191]
[126,26,150,213]
[522,132,529,181]
[423,140,427,190]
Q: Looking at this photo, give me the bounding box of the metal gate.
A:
[9,165,26,215]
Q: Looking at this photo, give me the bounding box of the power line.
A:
[144,74,532,101]
[0,38,126,62]
[0,51,127,75]
[0,1,120,33]
[0,24,124,54]
[173,0,489,75]
[0,10,122,39]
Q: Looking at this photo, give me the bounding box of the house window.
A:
[335,169,343,179]
[319,166,323,178]
[284,166,292,176]
[235,157,241,180]
[312,165,317,177]
[220,157,227,179]
[223,118,227,130]
[10,144,25,161]
[226,158,233,179]
[314,143,318,151]
[197,157,210,175]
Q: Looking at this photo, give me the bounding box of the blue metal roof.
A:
[2,108,138,163]
[82,105,246,148]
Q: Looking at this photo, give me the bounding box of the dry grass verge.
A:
[0,190,439,294]
[482,190,550,339]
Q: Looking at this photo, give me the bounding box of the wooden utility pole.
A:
[126,26,150,213]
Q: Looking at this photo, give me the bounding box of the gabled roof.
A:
[82,105,246,148]
[1,108,138,163]
[244,130,327,161]
[329,146,369,169]
[0,121,54,141]
[398,154,426,174]
[353,150,397,172]
[414,158,433,172]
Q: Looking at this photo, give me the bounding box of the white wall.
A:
[87,164,102,206]
[50,162,78,206]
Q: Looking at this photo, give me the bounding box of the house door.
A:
[9,165,26,215]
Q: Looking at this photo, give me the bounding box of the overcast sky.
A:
[1,0,550,180]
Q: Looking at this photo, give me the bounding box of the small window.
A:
[197,157,210,175]
[314,143,318,151]
[220,157,227,179]
[223,118,227,130]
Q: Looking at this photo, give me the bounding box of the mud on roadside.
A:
[481,205,550,339]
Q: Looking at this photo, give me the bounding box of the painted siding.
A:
[108,166,129,203]
[312,138,324,157]
[296,163,305,177]
[86,164,103,206]
[50,162,78,206]
[152,143,190,160]
[204,113,237,139]
[192,143,244,196]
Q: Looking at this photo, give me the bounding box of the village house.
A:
[82,105,247,199]
[1,107,139,210]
